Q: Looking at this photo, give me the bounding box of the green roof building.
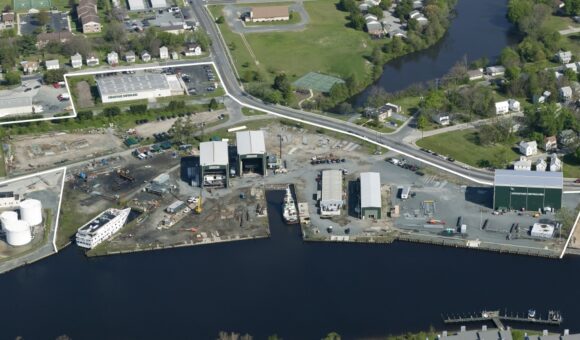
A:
[493,170,563,211]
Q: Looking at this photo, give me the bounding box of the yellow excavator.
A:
[194,188,202,214]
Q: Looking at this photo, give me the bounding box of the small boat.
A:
[282,186,299,224]
[548,310,562,322]
[528,309,536,319]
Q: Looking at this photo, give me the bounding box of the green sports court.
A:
[13,0,52,11]
[293,72,344,93]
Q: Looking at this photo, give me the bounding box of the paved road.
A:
[190,1,497,185]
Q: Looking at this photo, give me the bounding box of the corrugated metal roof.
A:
[360,172,381,208]
[236,130,265,155]
[200,141,228,166]
[321,170,342,202]
[494,169,563,189]
[96,74,170,96]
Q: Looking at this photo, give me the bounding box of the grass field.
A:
[0,146,6,178]
[211,0,376,82]
[416,129,520,167]
[242,107,267,116]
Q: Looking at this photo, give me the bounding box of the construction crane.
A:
[194,188,203,214]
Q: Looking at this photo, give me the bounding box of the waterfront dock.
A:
[443,310,562,328]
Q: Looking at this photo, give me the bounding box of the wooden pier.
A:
[442,310,562,329]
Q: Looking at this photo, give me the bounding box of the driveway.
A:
[223,1,310,34]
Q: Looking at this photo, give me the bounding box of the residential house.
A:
[415,15,428,25]
[557,50,572,64]
[141,50,151,62]
[495,100,509,115]
[0,12,15,30]
[550,154,562,172]
[514,156,532,171]
[364,14,378,22]
[86,54,99,66]
[533,90,551,104]
[45,59,59,70]
[171,51,179,60]
[467,69,484,81]
[518,140,537,156]
[544,136,557,151]
[107,51,119,65]
[408,10,421,19]
[184,43,202,56]
[412,0,423,9]
[125,51,136,63]
[559,129,577,147]
[366,21,384,38]
[485,66,505,77]
[560,86,573,102]
[20,61,39,74]
[159,46,169,60]
[508,99,520,112]
[536,158,547,171]
[71,53,83,68]
[565,62,578,73]
[358,3,370,12]
[384,103,401,113]
[36,31,74,49]
[432,112,450,126]
[77,0,102,33]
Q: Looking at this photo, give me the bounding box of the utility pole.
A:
[278,134,283,159]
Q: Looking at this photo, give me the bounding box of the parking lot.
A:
[19,12,69,35]
[0,77,71,118]
[167,64,219,96]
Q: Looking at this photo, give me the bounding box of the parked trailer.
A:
[400,186,411,200]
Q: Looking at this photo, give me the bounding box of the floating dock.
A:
[443,310,562,329]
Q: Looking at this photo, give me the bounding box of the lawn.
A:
[563,154,580,178]
[0,146,6,178]
[416,129,520,167]
[242,107,266,116]
[211,0,376,82]
[391,96,421,115]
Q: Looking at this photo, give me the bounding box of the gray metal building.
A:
[360,172,381,219]
[320,169,343,217]
[0,97,33,117]
[96,74,172,103]
[200,141,229,188]
[236,130,266,176]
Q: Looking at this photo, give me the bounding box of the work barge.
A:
[442,310,563,329]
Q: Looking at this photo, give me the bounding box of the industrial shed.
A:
[236,130,266,176]
[0,97,33,117]
[96,74,175,103]
[320,170,343,217]
[360,172,381,219]
[493,170,563,211]
[200,141,229,188]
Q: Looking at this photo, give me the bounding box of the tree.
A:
[104,22,127,50]
[416,114,428,131]
[338,0,357,12]
[370,46,383,65]
[4,71,21,85]
[37,10,50,27]
[77,110,93,120]
[564,0,580,16]
[350,12,365,30]
[208,98,219,110]
[193,30,211,51]
[500,47,520,68]
[394,0,413,19]
[103,107,121,117]
[379,0,392,10]
[216,16,225,24]
[63,36,92,56]
[507,0,533,23]
[273,73,292,99]
[129,104,147,114]
[329,83,349,102]
[43,69,66,83]
[368,6,384,19]
[3,4,12,12]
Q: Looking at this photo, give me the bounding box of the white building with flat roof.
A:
[45,59,59,70]
[320,170,343,217]
[75,208,131,249]
[97,74,173,103]
[531,222,555,238]
[0,97,33,117]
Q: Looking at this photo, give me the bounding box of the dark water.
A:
[1,191,580,340]
[355,0,519,105]
[2,2,575,339]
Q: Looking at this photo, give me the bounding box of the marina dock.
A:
[443,310,562,329]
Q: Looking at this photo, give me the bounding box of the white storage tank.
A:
[4,219,32,246]
[0,211,18,232]
[19,199,43,226]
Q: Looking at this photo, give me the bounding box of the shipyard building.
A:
[200,141,229,188]
[96,73,184,103]
[236,130,266,176]
[360,172,381,219]
[320,169,343,217]
[493,170,563,211]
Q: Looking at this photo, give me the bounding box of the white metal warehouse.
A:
[96,74,173,103]
[200,141,229,188]
[320,170,343,217]
[0,97,33,117]
[360,172,381,219]
[236,130,266,175]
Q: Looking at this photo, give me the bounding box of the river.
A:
[355,0,519,105]
[1,191,579,339]
[2,1,577,339]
